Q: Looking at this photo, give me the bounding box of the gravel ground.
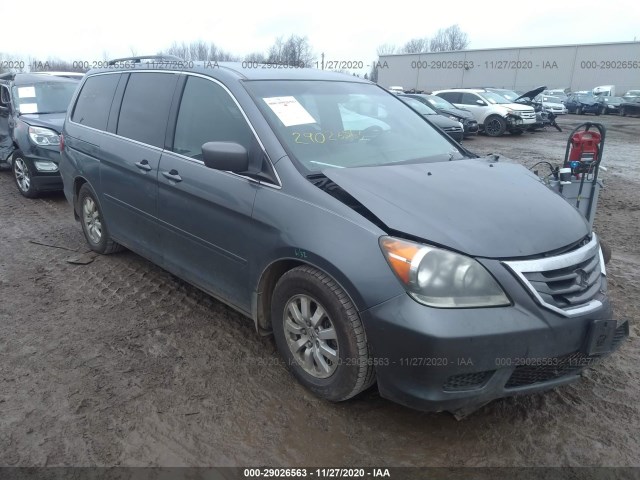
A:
[0,114,638,467]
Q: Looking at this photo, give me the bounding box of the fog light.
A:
[34,161,58,172]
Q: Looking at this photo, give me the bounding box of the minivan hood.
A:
[19,112,66,133]
[323,159,589,258]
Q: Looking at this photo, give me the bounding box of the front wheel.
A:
[271,266,376,402]
[77,184,123,254]
[484,115,506,137]
[12,153,39,198]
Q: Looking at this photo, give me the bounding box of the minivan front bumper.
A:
[360,290,626,414]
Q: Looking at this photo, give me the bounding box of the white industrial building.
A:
[377,41,640,94]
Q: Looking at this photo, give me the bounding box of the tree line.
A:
[1,26,469,79]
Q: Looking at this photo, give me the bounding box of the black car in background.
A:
[0,73,79,197]
[398,96,465,142]
[595,96,625,115]
[401,93,479,137]
[565,93,601,115]
[619,97,640,116]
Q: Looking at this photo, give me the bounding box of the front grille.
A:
[505,323,628,388]
[503,235,604,317]
[518,111,536,120]
[443,126,463,132]
[443,371,493,391]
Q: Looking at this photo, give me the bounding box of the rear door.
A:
[157,75,264,310]
[100,72,180,259]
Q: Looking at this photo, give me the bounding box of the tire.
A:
[77,184,123,254]
[271,265,376,402]
[576,107,583,115]
[484,115,506,137]
[12,152,39,198]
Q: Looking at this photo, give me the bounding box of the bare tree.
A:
[401,38,429,54]
[430,24,469,52]
[244,52,267,63]
[267,35,315,66]
[160,41,240,62]
[28,57,87,72]
[376,43,397,56]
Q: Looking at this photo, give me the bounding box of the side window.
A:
[117,73,178,148]
[460,93,481,105]
[71,74,120,130]
[172,76,253,160]
[438,92,461,103]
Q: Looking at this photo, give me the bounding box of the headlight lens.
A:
[448,115,460,121]
[379,236,510,308]
[28,126,60,146]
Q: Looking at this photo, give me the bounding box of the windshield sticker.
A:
[17,86,36,98]
[263,96,316,127]
[19,103,38,114]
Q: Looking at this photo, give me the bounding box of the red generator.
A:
[565,127,603,175]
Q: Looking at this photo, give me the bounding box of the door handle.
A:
[162,169,182,182]
[135,159,152,171]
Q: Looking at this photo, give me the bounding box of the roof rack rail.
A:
[107,55,184,66]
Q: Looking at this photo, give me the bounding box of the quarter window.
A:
[71,74,120,130]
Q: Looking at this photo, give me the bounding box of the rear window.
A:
[116,73,178,148]
[72,74,120,130]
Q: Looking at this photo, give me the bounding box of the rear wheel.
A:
[271,266,376,402]
[78,184,123,254]
[484,115,506,137]
[12,153,39,198]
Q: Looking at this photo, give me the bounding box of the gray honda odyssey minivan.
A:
[59,56,627,414]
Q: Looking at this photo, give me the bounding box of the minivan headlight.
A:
[28,126,60,146]
[379,236,510,308]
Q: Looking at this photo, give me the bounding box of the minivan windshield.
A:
[245,81,463,172]
[12,81,77,115]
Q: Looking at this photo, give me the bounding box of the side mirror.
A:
[202,142,249,172]
[475,99,486,106]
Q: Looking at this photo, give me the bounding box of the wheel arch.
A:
[72,175,91,220]
[252,257,363,336]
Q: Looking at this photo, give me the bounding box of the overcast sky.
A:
[3,0,639,66]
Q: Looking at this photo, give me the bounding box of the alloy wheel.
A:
[14,157,30,192]
[82,196,103,244]
[283,294,339,379]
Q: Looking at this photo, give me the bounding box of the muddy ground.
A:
[0,114,638,467]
